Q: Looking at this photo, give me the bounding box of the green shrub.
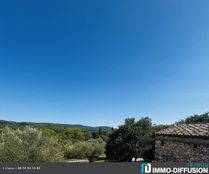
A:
[66,138,105,162]
[105,117,154,162]
[0,126,63,162]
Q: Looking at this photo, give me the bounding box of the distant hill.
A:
[0,120,112,132]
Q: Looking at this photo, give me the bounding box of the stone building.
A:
[155,123,209,162]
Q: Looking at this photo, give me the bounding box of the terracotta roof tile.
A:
[156,123,209,137]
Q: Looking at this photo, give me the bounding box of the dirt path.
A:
[64,159,89,163]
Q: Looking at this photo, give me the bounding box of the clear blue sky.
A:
[0,0,209,127]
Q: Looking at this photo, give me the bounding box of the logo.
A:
[140,163,209,174]
[141,163,151,173]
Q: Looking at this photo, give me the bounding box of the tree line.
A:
[0,112,208,162]
[0,123,110,162]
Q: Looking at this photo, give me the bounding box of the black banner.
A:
[0,162,208,174]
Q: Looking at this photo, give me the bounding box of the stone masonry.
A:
[155,123,209,162]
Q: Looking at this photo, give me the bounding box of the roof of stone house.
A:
[156,123,209,138]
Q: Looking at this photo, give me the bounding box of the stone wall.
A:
[155,136,209,162]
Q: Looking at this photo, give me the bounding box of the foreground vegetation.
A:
[0,122,109,162]
[0,126,63,162]
[0,112,208,162]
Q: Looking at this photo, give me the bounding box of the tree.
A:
[66,138,105,162]
[83,131,92,141]
[41,128,57,138]
[62,128,85,143]
[0,126,63,162]
[105,117,154,162]
[176,112,209,124]
[86,139,105,162]
[153,124,169,132]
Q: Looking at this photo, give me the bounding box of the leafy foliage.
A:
[105,117,154,162]
[83,131,92,140]
[176,112,209,124]
[62,128,85,143]
[66,138,106,162]
[1,111,207,162]
[153,124,169,132]
[0,126,63,162]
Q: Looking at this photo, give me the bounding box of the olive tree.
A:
[66,138,105,162]
[0,126,63,162]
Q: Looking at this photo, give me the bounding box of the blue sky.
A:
[0,0,209,127]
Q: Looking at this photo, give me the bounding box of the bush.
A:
[0,126,63,162]
[62,128,85,143]
[105,117,154,162]
[66,138,105,162]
